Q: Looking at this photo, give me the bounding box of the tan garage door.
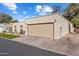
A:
[27,22,54,38]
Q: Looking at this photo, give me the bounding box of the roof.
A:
[25,12,74,25]
[25,13,65,24]
[13,21,25,24]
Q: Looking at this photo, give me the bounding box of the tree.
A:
[71,17,79,32]
[12,20,18,23]
[64,3,79,33]
[6,19,18,23]
[0,13,13,23]
[64,3,79,21]
[71,17,79,27]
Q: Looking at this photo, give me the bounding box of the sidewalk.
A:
[12,34,79,56]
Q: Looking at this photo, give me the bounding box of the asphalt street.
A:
[0,38,65,56]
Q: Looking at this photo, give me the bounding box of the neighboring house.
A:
[6,23,13,33]
[0,23,13,33]
[25,13,74,39]
[12,22,26,34]
[0,23,7,32]
[0,22,26,34]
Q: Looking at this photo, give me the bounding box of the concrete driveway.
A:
[12,34,79,56]
[0,38,65,56]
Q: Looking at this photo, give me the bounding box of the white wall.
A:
[24,21,27,35]
[12,22,26,34]
[0,27,3,32]
[0,24,7,32]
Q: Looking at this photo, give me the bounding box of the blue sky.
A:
[0,3,69,22]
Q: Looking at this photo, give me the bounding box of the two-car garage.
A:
[27,22,54,39]
[26,13,74,39]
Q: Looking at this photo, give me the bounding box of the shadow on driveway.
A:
[0,38,65,56]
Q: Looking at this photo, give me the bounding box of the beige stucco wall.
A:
[25,14,74,39]
[26,15,54,24]
[53,14,70,39]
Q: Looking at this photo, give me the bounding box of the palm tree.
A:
[0,13,13,23]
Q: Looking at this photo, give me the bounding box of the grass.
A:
[0,33,19,39]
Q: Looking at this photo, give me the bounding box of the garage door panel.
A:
[27,23,54,38]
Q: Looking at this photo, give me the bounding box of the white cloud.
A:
[35,5,53,15]
[30,16,34,18]
[43,7,53,13]
[3,3,17,14]
[13,11,17,14]
[3,3,17,11]
[36,5,42,12]
[25,16,29,18]
[23,11,27,14]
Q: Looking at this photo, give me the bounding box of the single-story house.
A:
[0,22,26,34]
[0,13,74,39]
[0,23,14,33]
[6,23,13,33]
[25,13,74,39]
[0,23,8,32]
[12,22,26,34]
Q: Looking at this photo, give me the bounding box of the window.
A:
[20,25,23,30]
[14,26,16,28]
[14,26,16,32]
[20,25,23,27]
